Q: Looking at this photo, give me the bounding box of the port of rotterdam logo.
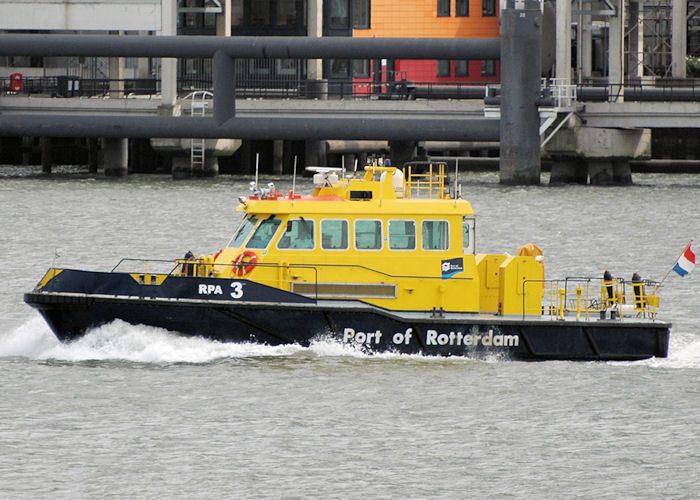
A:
[441,257,463,280]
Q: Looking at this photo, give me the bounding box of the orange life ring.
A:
[232,250,258,276]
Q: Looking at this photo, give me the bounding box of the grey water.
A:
[1,167,699,499]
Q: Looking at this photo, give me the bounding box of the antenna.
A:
[292,155,297,205]
[255,153,259,189]
[353,157,358,175]
[454,158,459,206]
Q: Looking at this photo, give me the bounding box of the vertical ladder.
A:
[187,91,213,173]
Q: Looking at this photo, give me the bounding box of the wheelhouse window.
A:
[389,220,416,250]
[482,0,496,16]
[354,0,371,28]
[278,218,315,249]
[456,0,469,16]
[355,219,382,250]
[437,0,450,17]
[463,217,475,254]
[229,216,258,247]
[246,217,282,249]
[321,219,349,250]
[422,220,449,251]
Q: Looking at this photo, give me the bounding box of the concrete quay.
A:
[1,94,699,182]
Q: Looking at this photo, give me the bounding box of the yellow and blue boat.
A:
[25,163,670,360]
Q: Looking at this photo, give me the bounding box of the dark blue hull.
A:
[24,269,670,361]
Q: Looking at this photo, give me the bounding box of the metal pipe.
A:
[0,115,500,141]
[0,34,500,59]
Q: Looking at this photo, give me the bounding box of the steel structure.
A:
[0,34,500,140]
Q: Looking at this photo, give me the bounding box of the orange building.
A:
[352,0,500,84]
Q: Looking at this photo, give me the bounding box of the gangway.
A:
[539,78,578,147]
[483,78,579,148]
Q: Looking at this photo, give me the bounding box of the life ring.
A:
[232,250,258,276]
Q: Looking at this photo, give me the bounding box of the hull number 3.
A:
[198,282,244,299]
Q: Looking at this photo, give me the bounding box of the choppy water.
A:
[1,167,699,499]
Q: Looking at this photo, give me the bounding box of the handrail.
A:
[523,276,661,321]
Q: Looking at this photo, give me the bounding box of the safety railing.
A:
[405,162,448,200]
[524,276,660,321]
[108,255,475,305]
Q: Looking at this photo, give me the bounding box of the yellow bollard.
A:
[557,288,566,319]
[575,286,582,321]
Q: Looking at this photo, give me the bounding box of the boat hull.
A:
[25,270,670,361]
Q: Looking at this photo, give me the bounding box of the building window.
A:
[250,0,272,25]
[354,0,370,28]
[481,59,496,76]
[437,60,451,77]
[351,59,371,78]
[456,0,469,16]
[329,59,350,77]
[276,0,298,26]
[455,60,470,76]
[438,0,450,17]
[329,0,349,27]
[231,0,307,32]
[482,0,496,16]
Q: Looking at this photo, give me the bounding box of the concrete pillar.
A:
[88,137,99,173]
[40,136,52,174]
[388,140,416,169]
[628,1,644,80]
[608,0,625,101]
[203,156,219,177]
[612,160,632,185]
[108,57,125,97]
[216,0,232,37]
[556,0,572,81]
[588,160,614,185]
[307,0,323,80]
[549,158,587,184]
[160,0,178,113]
[135,32,151,79]
[103,138,129,177]
[305,140,326,168]
[171,156,192,179]
[580,11,592,81]
[672,0,687,78]
[108,31,125,98]
[21,136,33,165]
[237,140,254,175]
[499,0,542,185]
[273,140,284,175]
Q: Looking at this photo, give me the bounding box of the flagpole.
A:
[658,239,693,287]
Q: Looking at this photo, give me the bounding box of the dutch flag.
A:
[673,242,696,277]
